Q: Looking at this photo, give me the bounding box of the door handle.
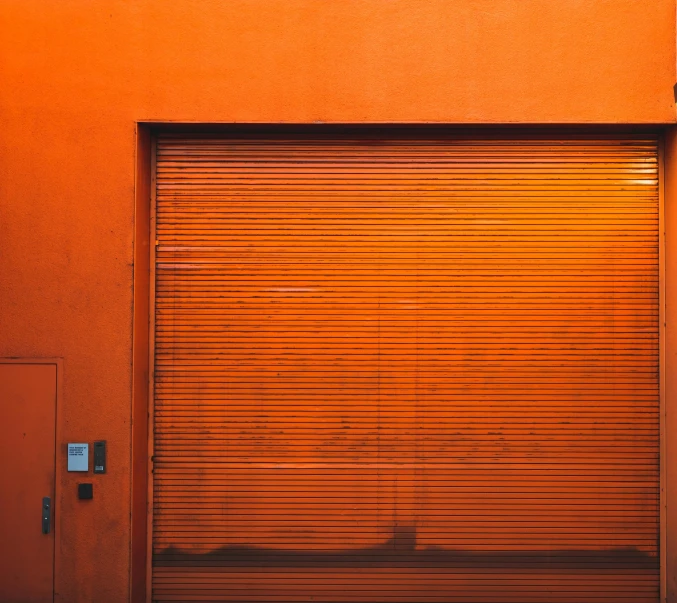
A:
[42,497,51,534]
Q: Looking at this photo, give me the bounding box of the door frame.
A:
[132,126,670,603]
[659,136,667,603]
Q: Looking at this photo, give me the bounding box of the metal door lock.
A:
[42,497,51,534]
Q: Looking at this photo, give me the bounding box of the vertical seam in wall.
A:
[146,135,158,603]
[129,124,137,603]
[52,360,59,603]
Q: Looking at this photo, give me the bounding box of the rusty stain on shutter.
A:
[152,133,659,602]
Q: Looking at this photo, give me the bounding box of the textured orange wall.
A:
[0,1,674,601]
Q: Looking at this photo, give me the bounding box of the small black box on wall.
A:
[93,440,106,474]
[78,483,93,500]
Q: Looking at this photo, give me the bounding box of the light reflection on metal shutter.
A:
[152,132,659,603]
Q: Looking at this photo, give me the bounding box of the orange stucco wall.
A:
[0,1,675,601]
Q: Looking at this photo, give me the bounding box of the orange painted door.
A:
[152,133,659,602]
[0,362,56,602]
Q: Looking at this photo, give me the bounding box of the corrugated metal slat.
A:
[152,133,659,602]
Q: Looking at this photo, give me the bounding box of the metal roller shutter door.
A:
[151,133,660,602]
